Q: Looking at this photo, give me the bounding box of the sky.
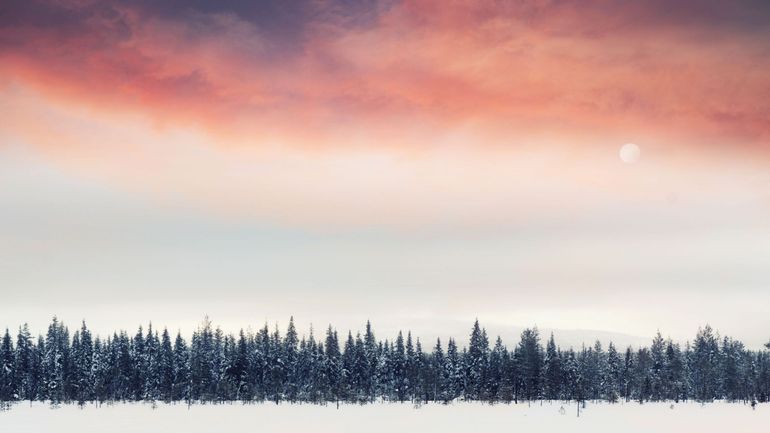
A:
[1,0,769,348]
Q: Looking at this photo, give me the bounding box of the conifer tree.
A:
[466,320,489,400]
[649,331,667,401]
[486,336,505,401]
[445,338,462,401]
[14,324,36,402]
[158,329,174,401]
[691,325,720,402]
[172,332,190,402]
[72,321,94,404]
[605,342,621,402]
[516,328,542,401]
[0,328,15,402]
[430,339,445,402]
[43,317,69,404]
[324,326,342,404]
[542,333,562,400]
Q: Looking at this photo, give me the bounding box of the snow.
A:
[0,401,765,433]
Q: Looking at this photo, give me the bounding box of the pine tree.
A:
[284,317,299,401]
[486,336,505,401]
[563,349,582,403]
[43,317,69,404]
[720,336,744,401]
[130,326,146,400]
[91,337,110,404]
[226,330,250,401]
[159,329,175,401]
[113,332,133,401]
[405,332,419,401]
[605,342,621,402]
[144,325,161,401]
[212,327,225,400]
[341,331,356,401]
[392,331,407,402]
[324,326,342,404]
[14,324,36,402]
[691,325,720,402]
[634,347,652,403]
[414,339,428,402]
[363,321,377,401]
[542,333,562,400]
[622,347,635,402]
[430,339,445,402]
[466,320,488,400]
[72,321,94,404]
[665,340,685,402]
[445,338,462,401]
[0,328,15,402]
[515,328,542,401]
[650,331,667,401]
[172,332,190,402]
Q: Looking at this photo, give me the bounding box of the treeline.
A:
[0,317,769,407]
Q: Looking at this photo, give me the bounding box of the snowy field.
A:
[0,401,766,433]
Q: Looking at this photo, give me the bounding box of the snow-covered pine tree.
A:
[352,333,368,402]
[515,328,542,401]
[430,338,445,402]
[542,333,561,401]
[649,331,667,401]
[593,341,607,401]
[634,347,652,403]
[405,332,419,401]
[130,326,146,400]
[143,324,161,402]
[414,338,428,402]
[72,321,94,404]
[324,326,342,404]
[252,324,270,401]
[486,336,505,402]
[445,338,462,401]
[295,336,311,401]
[498,342,515,403]
[283,317,299,402]
[43,317,69,404]
[720,336,744,402]
[0,328,15,402]
[466,320,489,400]
[172,332,190,403]
[113,331,133,401]
[758,350,770,402]
[392,331,407,402]
[691,325,720,402]
[309,329,325,403]
[158,328,174,401]
[91,336,111,404]
[665,340,685,402]
[212,326,226,401]
[622,346,635,402]
[363,321,377,401]
[605,342,622,402]
[341,331,356,401]
[563,349,582,404]
[14,324,36,402]
[226,330,250,401]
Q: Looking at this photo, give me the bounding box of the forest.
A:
[0,317,769,407]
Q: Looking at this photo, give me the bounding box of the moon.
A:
[619,143,640,164]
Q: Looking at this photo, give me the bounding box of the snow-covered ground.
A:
[0,401,766,433]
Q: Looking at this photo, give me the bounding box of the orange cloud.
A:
[0,0,768,155]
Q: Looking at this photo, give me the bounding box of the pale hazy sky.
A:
[1,0,770,348]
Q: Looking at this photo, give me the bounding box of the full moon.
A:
[619,143,641,164]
